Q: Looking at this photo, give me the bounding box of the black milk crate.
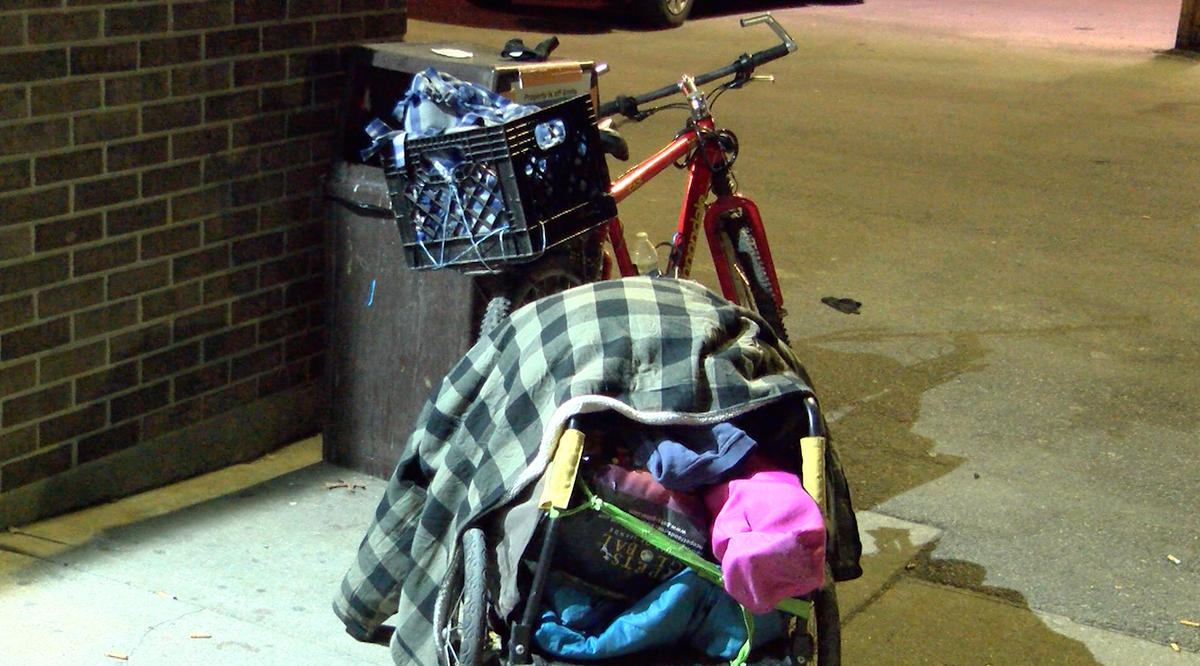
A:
[383,94,616,273]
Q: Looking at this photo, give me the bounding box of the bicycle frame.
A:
[600,117,785,310]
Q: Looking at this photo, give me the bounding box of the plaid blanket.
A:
[332,277,853,666]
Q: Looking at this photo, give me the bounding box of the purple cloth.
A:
[633,422,758,491]
[703,455,825,614]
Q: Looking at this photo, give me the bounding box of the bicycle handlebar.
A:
[596,13,797,119]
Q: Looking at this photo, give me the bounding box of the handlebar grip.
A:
[751,43,792,67]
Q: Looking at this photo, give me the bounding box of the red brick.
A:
[39,340,105,383]
[110,382,169,423]
[202,323,256,361]
[364,11,406,39]
[75,174,139,211]
[232,230,285,265]
[172,126,230,160]
[258,359,309,397]
[0,185,70,225]
[108,260,170,299]
[30,79,102,116]
[284,275,322,307]
[0,49,68,85]
[70,42,138,76]
[142,161,202,197]
[203,148,261,184]
[0,294,34,330]
[106,4,168,37]
[314,17,362,45]
[173,0,233,31]
[0,14,22,47]
[1,253,69,296]
[104,71,169,106]
[74,239,137,276]
[232,115,286,148]
[174,303,227,342]
[1,444,72,492]
[263,22,312,52]
[0,87,27,122]
[260,195,317,229]
[285,105,337,138]
[35,148,104,184]
[170,62,231,96]
[175,359,228,399]
[143,99,202,133]
[0,425,38,462]
[261,81,311,113]
[231,344,281,380]
[202,266,257,303]
[204,89,259,122]
[107,200,169,236]
[109,323,171,363]
[260,138,310,172]
[142,223,202,260]
[1,382,71,427]
[141,398,206,440]
[233,56,286,86]
[259,254,310,289]
[259,309,309,345]
[288,0,338,18]
[142,341,200,380]
[173,245,230,282]
[205,27,260,59]
[0,227,31,262]
[39,403,106,446]
[200,377,257,419]
[106,137,170,173]
[287,48,342,78]
[74,299,138,341]
[203,209,258,243]
[73,109,138,145]
[235,0,287,23]
[140,35,202,68]
[0,360,36,397]
[142,283,201,319]
[75,361,139,402]
[37,276,104,317]
[284,327,323,362]
[170,185,229,222]
[284,165,323,198]
[0,159,31,191]
[230,173,284,207]
[78,421,140,464]
[28,9,100,43]
[34,213,104,252]
[231,287,281,323]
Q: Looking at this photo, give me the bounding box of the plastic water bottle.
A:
[631,231,661,277]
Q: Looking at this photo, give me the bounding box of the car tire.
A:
[633,0,694,28]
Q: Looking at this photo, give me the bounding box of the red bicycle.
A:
[482,15,796,343]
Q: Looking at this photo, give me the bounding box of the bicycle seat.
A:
[598,124,629,161]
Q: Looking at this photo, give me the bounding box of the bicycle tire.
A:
[442,526,489,666]
[732,224,789,345]
[478,247,598,338]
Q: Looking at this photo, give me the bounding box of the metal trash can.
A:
[323,42,598,478]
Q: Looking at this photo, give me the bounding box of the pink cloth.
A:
[702,456,826,614]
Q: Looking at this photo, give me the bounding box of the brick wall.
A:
[0,0,406,527]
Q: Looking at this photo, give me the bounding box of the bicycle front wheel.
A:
[441,527,489,666]
[478,236,603,338]
[716,219,789,344]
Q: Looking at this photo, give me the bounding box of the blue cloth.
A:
[633,422,759,492]
[362,68,538,163]
[534,570,786,661]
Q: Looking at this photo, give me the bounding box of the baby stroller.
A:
[333,277,863,666]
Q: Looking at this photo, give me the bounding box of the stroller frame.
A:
[442,395,841,666]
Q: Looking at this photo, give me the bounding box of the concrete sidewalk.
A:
[1,437,1193,665]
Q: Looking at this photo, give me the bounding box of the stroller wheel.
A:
[444,527,489,666]
[794,571,840,665]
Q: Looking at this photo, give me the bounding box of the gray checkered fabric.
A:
[332,277,825,666]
